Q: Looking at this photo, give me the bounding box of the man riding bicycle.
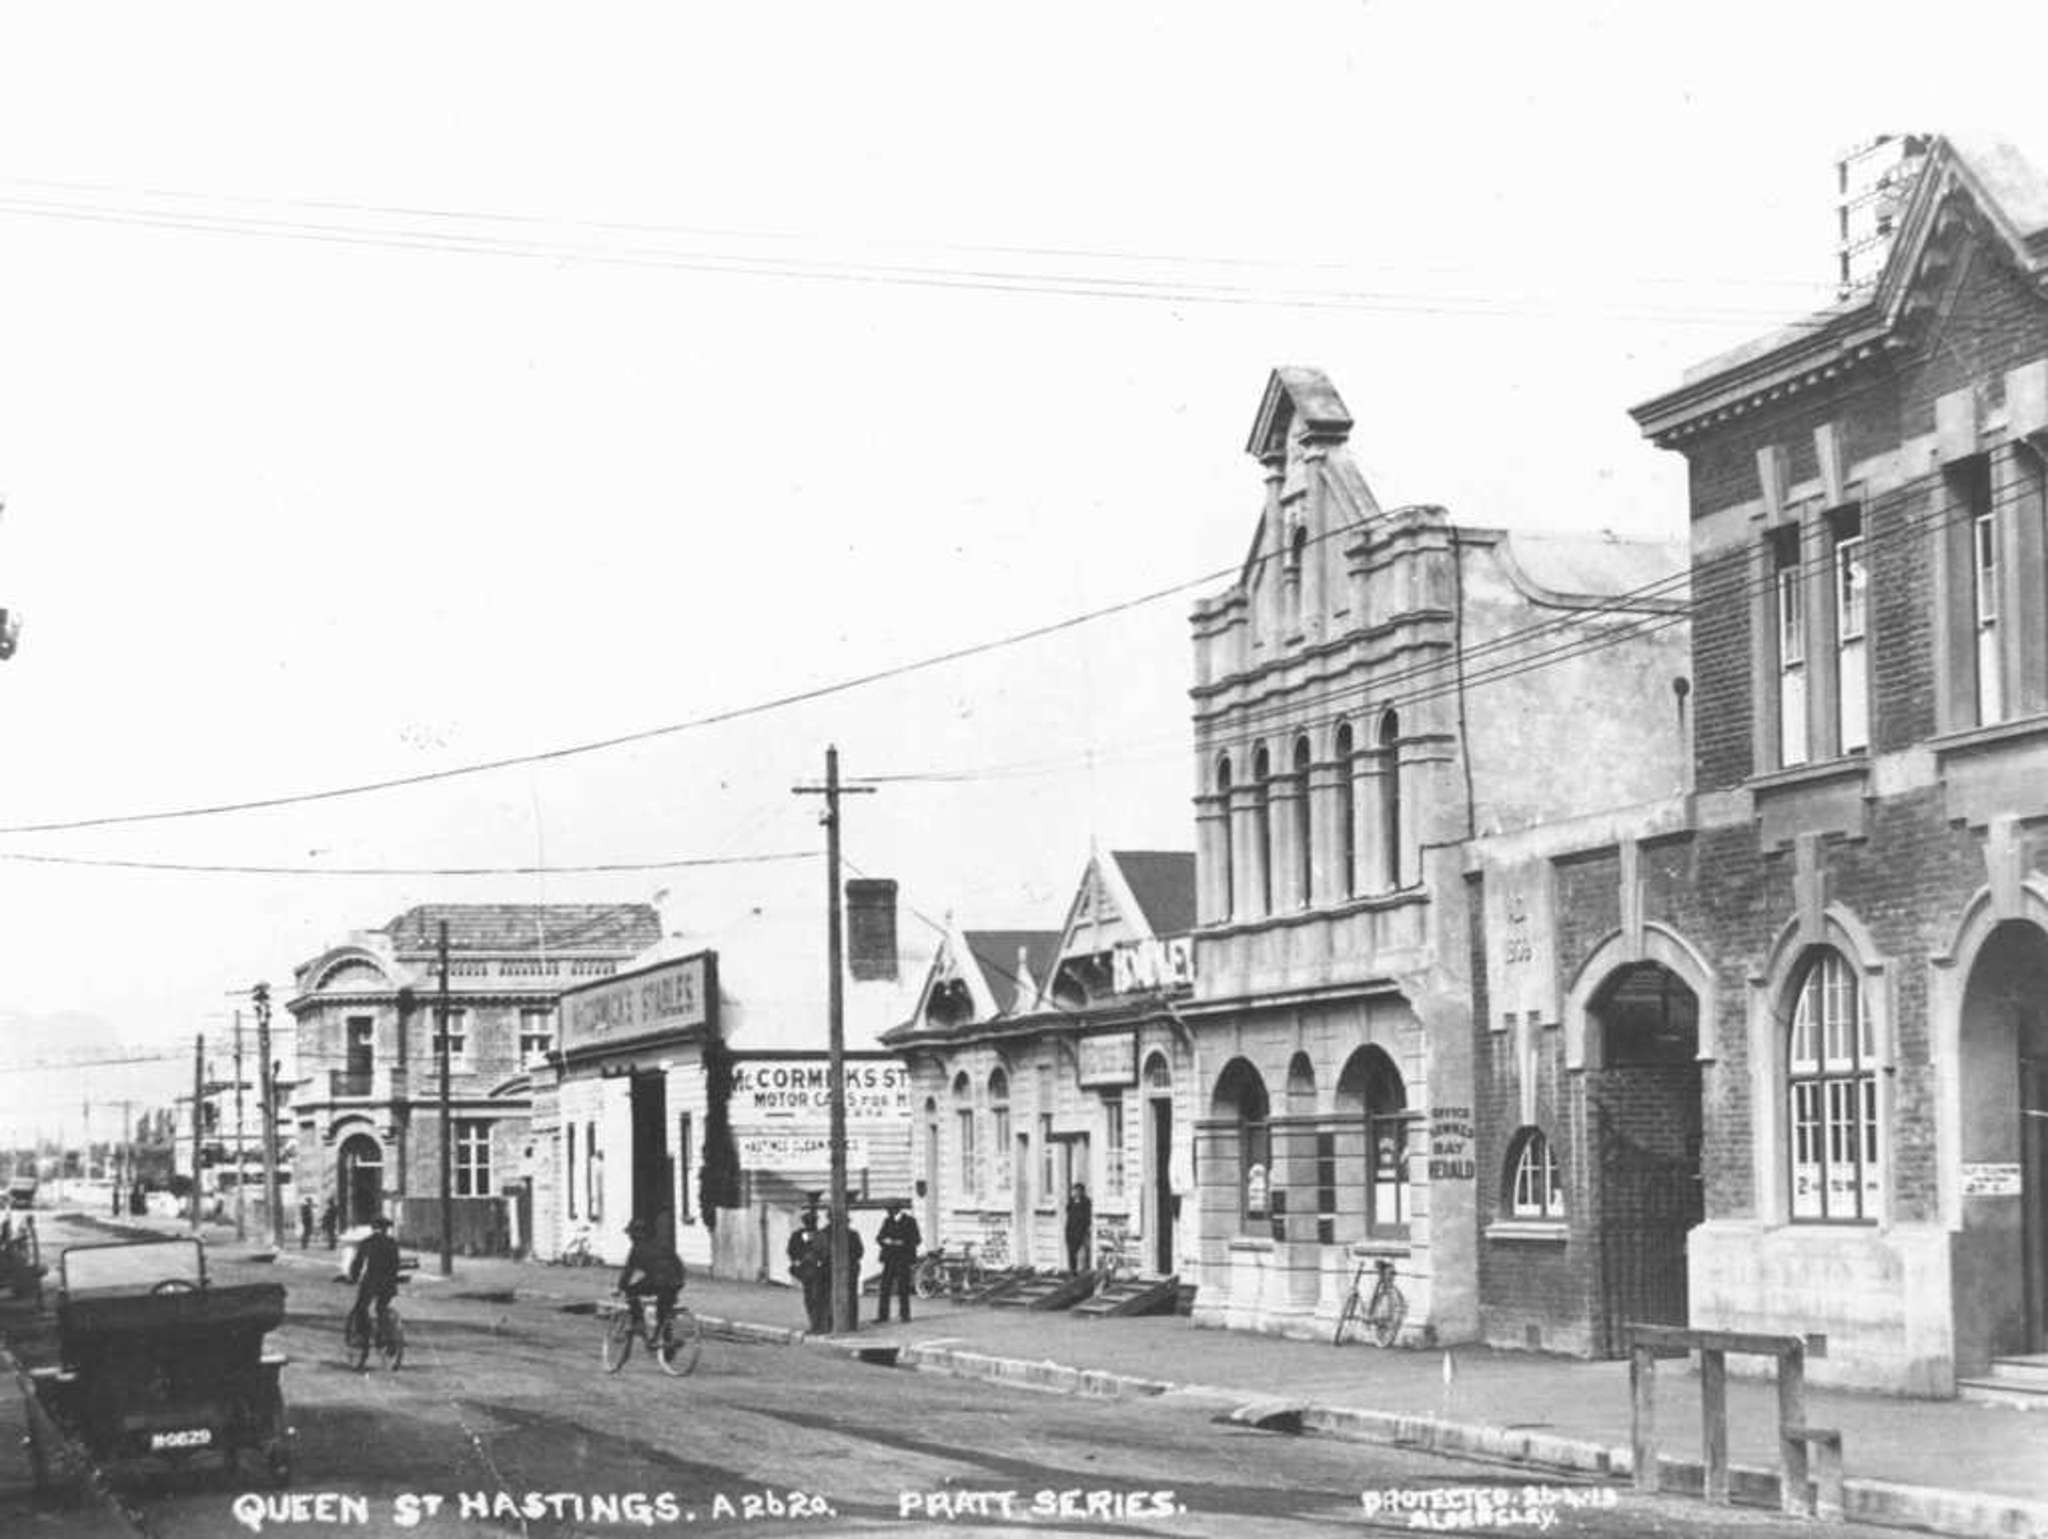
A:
[616,1217,685,1336]
[346,1214,401,1342]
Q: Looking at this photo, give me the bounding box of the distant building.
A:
[885,849,1195,1275]
[286,903,660,1252]
[536,877,929,1278]
[1182,368,1689,1342]
[1468,135,2048,1393]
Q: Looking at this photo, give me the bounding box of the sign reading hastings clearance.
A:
[560,952,715,1056]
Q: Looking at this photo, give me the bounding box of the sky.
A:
[0,1,2042,1144]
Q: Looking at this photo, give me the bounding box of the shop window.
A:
[989,1068,1012,1191]
[584,1122,602,1222]
[1103,1093,1125,1198]
[566,1128,576,1220]
[454,1119,491,1197]
[1505,1128,1564,1220]
[1787,948,1880,1221]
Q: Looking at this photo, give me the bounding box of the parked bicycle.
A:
[1334,1256,1406,1348]
[550,1228,601,1268]
[911,1244,986,1300]
[599,1292,702,1377]
[344,1290,406,1371]
[1094,1225,1139,1282]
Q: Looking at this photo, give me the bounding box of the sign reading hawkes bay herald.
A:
[560,951,716,1054]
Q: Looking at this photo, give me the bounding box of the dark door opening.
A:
[2025,1056,2048,1353]
[1150,1097,1174,1273]
[339,1133,383,1229]
[629,1072,669,1230]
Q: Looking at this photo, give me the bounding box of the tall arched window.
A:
[1378,710,1402,890]
[1292,735,1313,908]
[1787,948,1880,1221]
[1252,743,1274,915]
[989,1068,1012,1191]
[1338,1046,1409,1238]
[1333,722,1356,899]
[953,1071,978,1202]
[1215,754,1235,921]
[1212,1058,1271,1237]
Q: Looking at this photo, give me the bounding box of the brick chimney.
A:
[845,879,899,981]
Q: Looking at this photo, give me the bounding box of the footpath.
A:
[8,1214,2048,1538]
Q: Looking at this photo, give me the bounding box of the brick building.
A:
[885,849,1194,1278]
[286,903,660,1252]
[1468,137,2048,1393]
[1182,368,1689,1341]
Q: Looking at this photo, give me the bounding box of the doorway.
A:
[922,1098,939,1249]
[1588,962,1703,1357]
[338,1133,383,1228]
[1149,1096,1174,1273]
[629,1072,670,1230]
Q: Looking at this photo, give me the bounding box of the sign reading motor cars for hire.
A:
[559,952,713,1055]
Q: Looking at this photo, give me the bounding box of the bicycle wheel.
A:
[602,1307,636,1372]
[1334,1289,1365,1347]
[382,1312,405,1371]
[1366,1280,1406,1348]
[912,1255,943,1300]
[656,1307,703,1377]
[345,1312,371,1372]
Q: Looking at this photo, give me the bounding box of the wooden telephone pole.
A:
[794,746,873,1335]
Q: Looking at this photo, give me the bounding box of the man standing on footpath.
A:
[787,1208,830,1333]
[874,1197,920,1324]
[828,1207,865,1334]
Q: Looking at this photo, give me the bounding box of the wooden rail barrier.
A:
[1626,1324,1842,1520]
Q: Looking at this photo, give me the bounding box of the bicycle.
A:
[344,1293,406,1371]
[911,1244,985,1300]
[1094,1225,1139,1282]
[599,1292,702,1377]
[551,1229,601,1268]
[1334,1256,1406,1348]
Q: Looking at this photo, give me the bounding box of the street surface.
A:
[7,1217,1906,1539]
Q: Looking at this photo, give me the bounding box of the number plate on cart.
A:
[149,1428,213,1450]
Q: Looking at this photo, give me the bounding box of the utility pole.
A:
[231,1010,247,1241]
[437,921,453,1278]
[793,745,873,1335]
[190,1034,205,1234]
[253,984,283,1246]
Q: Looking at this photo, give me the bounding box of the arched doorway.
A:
[1143,1053,1175,1273]
[1588,961,1703,1356]
[1957,919,2048,1366]
[337,1132,384,1229]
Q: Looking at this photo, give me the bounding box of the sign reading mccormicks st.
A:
[559,951,717,1056]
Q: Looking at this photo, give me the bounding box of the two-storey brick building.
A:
[1183,367,1690,1340]
[287,903,659,1252]
[1467,137,2048,1394]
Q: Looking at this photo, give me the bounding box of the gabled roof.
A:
[380,903,662,955]
[964,929,1061,1016]
[1107,851,1196,938]
[1633,136,2048,446]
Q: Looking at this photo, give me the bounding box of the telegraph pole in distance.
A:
[437,921,453,1278]
[190,1034,205,1235]
[252,984,283,1246]
[794,745,873,1335]
[231,1009,247,1242]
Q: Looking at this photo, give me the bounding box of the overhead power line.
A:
[0,849,817,877]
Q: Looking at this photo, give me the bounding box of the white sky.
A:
[1,1,2042,1142]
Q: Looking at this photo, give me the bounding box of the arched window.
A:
[953,1072,978,1202]
[1333,722,1356,899]
[1787,948,1879,1221]
[1211,1059,1271,1237]
[1378,711,1402,890]
[1252,743,1274,915]
[1338,1047,1409,1237]
[1215,754,1235,921]
[1292,735,1314,908]
[1505,1127,1564,1219]
[989,1067,1012,1191]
